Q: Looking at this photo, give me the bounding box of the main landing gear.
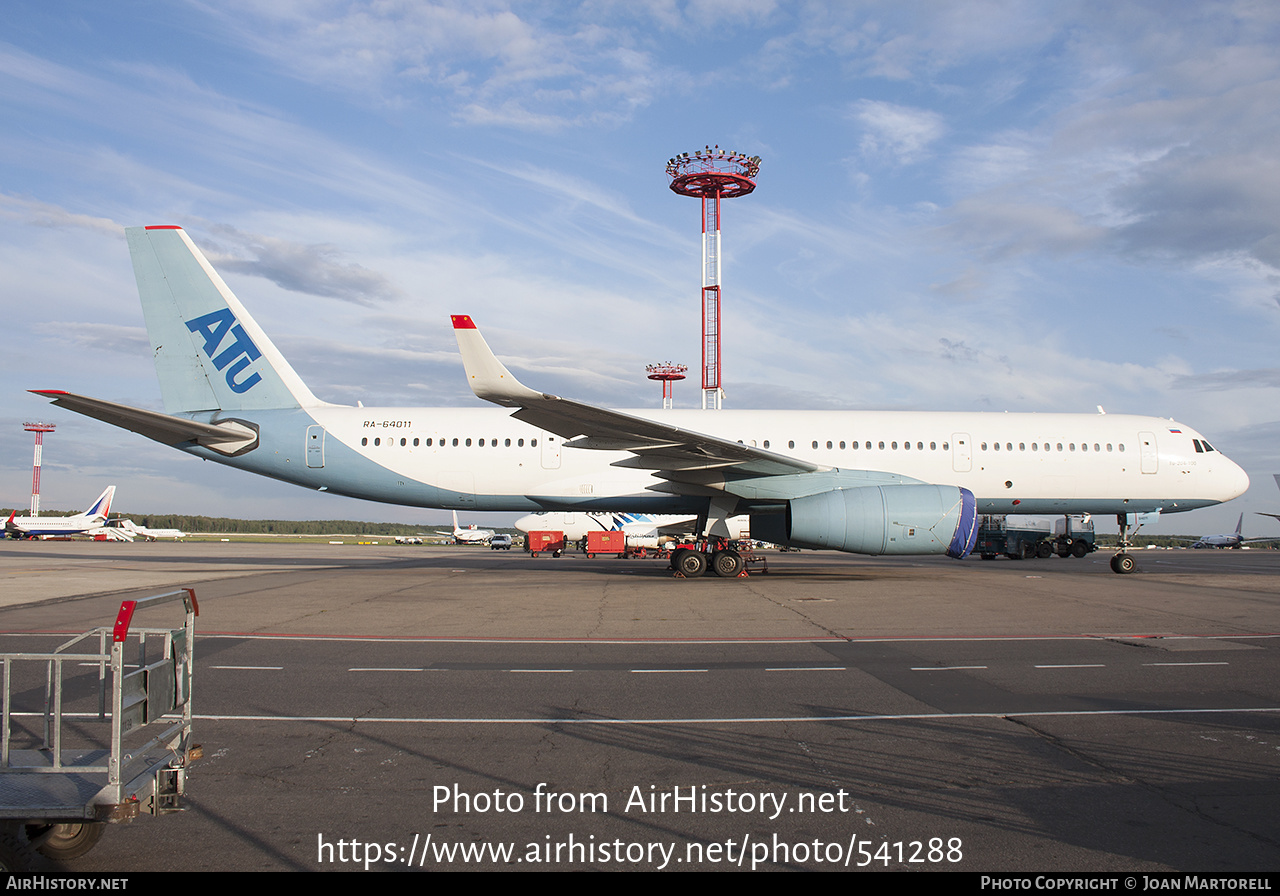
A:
[1110,513,1138,575]
[670,540,751,579]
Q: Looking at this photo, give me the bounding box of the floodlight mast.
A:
[667,147,761,410]
[23,422,55,516]
[646,363,688,410]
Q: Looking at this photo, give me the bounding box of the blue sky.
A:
[2,1,1279,535]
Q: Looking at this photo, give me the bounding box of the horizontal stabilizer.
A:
[31,390,258,454]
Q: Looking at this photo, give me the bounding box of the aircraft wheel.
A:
[1071,540,1089,559]
[674,549,708,578]
[711,550,744,578]
[1110,553,1136,574]
[27,822,103,861]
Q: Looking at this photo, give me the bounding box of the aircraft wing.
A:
[451,316,827,482]
[30,390,258,453]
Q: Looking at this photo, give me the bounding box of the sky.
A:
[2,0,1279,535]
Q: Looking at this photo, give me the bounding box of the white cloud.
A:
[852,100,945,165]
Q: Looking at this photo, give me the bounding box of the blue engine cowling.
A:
[787,485,978,557]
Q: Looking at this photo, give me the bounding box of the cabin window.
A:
[839,441,845,449]
[789,441,795,449]
[980,442,987,451]
[904,441,911,450]
[763,440,770,449]
[1118,443,1124,452]
[518,439,525,447]
[532,439,538,447]
[505,438,511,447]
[413,438,419,447]
[812,441,819,449]
[452,438,459,446]
[931,441,937,450]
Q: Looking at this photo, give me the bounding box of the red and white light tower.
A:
[667,146,761,410]
[23,422,55,516]
[646,362,687,410]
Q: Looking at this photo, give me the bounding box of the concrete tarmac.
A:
[0,541,1277,872]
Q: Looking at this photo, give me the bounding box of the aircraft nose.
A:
[514,513,537,533]
[1218,458,1250,501]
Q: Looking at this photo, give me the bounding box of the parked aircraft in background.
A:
[31,226,1251,578]
[1185,514,1271,549]
[436,511,494,545]
[5,487,115,539]
[105,518,186,541]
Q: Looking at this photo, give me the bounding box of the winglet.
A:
[451,315,550,407]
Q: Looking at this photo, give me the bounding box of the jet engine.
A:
[786,485,978,557]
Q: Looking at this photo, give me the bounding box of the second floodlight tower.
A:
[667,147,761,410]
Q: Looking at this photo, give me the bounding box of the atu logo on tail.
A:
[185,309,262,393]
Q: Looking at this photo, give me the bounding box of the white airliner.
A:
[515,511,749,548]
[31,226,1250,577]
[436,511,495,545]
[1180,514,1273,549]
[5,486,115,539]
[106,518,187,541]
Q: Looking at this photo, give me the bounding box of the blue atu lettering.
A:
[185,309,263,393]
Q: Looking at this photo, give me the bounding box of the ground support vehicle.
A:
[0,589,200,869]
[489,534,513,550]
[975,515,1096,561]
[584,531,626,559]
[526,530,566,558]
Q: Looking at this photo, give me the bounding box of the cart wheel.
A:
[27,822,104,861]
[0,825,35,872]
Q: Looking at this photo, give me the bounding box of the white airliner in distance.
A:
[106,518,187,541]
[1179,514,1273,549]
[436,511,495,545]
[515,511,749,548]
[31,226,1251,577]
[5,486,115,539]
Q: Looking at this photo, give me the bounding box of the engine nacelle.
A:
[787,485,978,557]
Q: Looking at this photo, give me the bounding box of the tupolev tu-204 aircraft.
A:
[32,226,1249,577]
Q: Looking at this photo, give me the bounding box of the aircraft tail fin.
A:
[126,226,323,414]
[1236,513,1244,536]
[86,486,115,521]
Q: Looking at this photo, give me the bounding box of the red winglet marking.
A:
[113,600,138,643]
[30,389,68,396]
[451,315,477,330]
[144,225,183,230]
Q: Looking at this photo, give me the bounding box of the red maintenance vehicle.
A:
[525,530,566,558]
[584,531,626,558]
